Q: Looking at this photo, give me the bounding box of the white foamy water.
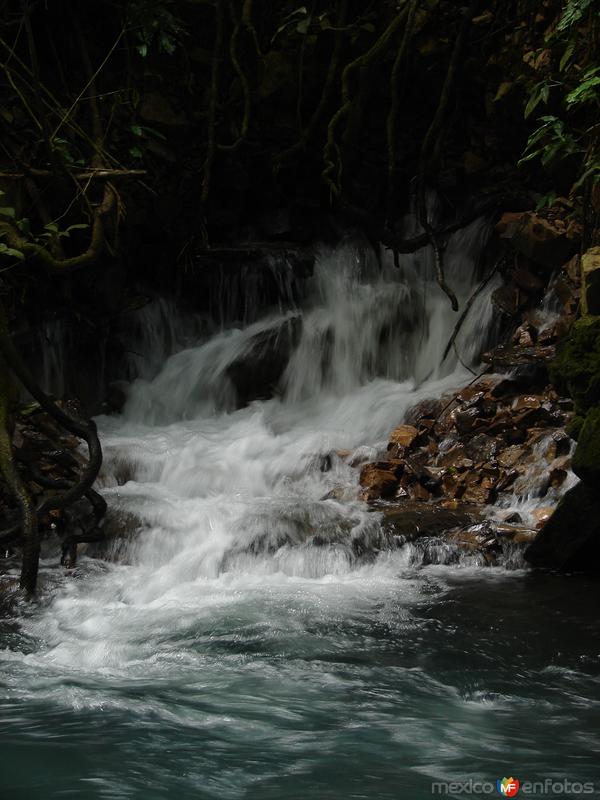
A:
[13,224,502,668]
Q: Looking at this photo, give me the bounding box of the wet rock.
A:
[482,343,555,370]
[525,482,600,572]
[504,511,523,524]
[389,424,419,448]
[461,483,493,505]
[531,506,555,529]
[464,433,501,464]
[454,407,481,434]
[381,503,473,541]
[492,284,521,315]
[496,211,578,270]
[226,315,301,406]
[497,446,525,468]
[544,430,571,461]
[512,269,544,294]
[359,460,403,501]
[405,398,442,425]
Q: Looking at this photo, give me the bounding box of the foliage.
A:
[520,0,600,201]
[127,0,187,57]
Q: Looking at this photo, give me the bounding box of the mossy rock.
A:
[572,406,600,487]
[549,316,600,415]
[525,481,600,572]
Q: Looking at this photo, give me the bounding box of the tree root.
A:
[202,0,225,209]
[322,3,410,196]
[219,0,251,152]
[0,355,38,595]
[276,0,348,165]
[0,301,105,593]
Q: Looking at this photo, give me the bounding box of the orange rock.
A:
[389,424,419,448]
[359,461,403,501]
[531,506,555,528]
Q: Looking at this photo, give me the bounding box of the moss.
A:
[567,414,585,440]
[550,316,600,415]
[572,406,600,487]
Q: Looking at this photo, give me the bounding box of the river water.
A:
[1,226,600,799]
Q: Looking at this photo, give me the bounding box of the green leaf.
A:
[131,125,143,136]
[137,43,148,58]
[559,41,575,71]
[566,74,600,107]
[66,223,89,232]
[129,146,143,159]
[296,18,310,34]
[44,222,59,233]
[0,243,24,259]
[0,206,16,218]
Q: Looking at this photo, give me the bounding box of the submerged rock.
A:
[525,482,600,572]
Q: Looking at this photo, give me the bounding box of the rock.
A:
[226,315,301,406]
[525,482,600,571]
[482,343,555,369]
[381,503,473,541]
[572,406,600,487]
[497,446,525,468]
[512,268,544,294]
[464,433,501,464]
[461,483,493,505]
[389,424,419,448]
[504,511,523,524]
[550,316,600,414]
[544,430,571,461]
[405,398,442,425]
[512,394,542,413]
[359,461,403,501]
[492,284,521,315]
[581,247,600,316]
[531,506,555,528]
[454,407,481,434]
[496,211,578,270]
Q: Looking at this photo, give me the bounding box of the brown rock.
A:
[512,395,542,413]
[497,211,578,270]
[409,482,431,502]
[532,506,555,529]
[544,431,571,462]
[389,424,419,448]
[512,269,544,293]
[498,446,525,469]
[492,284,521,316]
[454,407,481,434]
[462,483,492,505]
[581,247,600,316]
[405,398,442,425]
[359,461,403,501]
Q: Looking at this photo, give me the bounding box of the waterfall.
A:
[87,219,501,591]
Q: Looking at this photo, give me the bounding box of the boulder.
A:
[226,315,301,406]
[581,247,600,316]
[525,481,600,571]
[491,284,522,316]
[550,316,600,414]
[496,211,578,270]
[572,406,600,487]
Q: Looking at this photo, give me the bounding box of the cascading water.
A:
[2,222,599,800]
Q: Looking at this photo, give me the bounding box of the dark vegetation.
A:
[0,0,598,594]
